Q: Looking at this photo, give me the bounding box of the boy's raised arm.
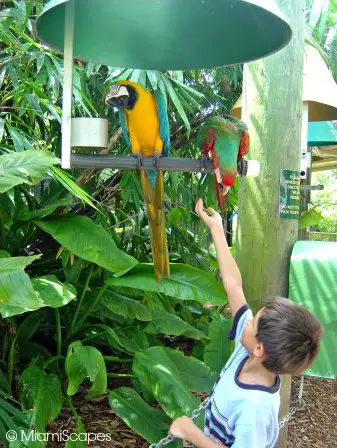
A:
[195,199,247,317]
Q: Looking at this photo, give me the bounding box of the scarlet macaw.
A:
[197,116,249,211]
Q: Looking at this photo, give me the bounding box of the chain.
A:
[149,376,305,447]
[190,398,210,420]
[148,398,210,448]
[148,433,175,448]
[279,375,305,429]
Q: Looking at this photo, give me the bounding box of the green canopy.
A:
[36,0,292,70]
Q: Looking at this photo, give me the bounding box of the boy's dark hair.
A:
[256,297,322,374]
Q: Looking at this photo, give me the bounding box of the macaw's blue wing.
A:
[154,88,170,157]
[118,109,130,148]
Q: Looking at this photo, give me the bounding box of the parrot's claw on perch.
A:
[153,152,161,169]
[133,152,144,170]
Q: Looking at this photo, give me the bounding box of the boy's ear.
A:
[253,342,266,358]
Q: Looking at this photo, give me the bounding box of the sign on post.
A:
[279,170,300,219]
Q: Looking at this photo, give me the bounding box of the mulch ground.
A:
[47,375,336,447]
[287,376,337,448]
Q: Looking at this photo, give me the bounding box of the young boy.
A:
[169,199,322,448]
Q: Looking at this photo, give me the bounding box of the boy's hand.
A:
[195,199,222,231]
[169,416,197,442]
[170,416,229,448]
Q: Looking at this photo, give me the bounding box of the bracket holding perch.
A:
[300,184,324,191]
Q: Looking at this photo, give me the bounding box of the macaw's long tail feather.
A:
[140,171,170,282]
[213,174,230,212]
[214,174,226,211]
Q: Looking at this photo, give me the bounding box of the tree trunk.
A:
[236,1,304,446]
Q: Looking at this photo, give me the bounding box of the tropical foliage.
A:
[1,0,336,446]
[0,1,240,446]
[300,170,337,235]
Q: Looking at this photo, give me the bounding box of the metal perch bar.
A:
[70,154,254,176]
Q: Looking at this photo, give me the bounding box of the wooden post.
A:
[236,0,304,446]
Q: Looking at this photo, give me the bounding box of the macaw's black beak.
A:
[105,94,129,108]
[105,84,130,108]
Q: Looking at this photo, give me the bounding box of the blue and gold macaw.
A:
[105,80,170,282]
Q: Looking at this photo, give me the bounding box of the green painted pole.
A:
[61,0,74,169]
[236,0,304,446]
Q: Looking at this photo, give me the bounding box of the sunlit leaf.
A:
[133,346,200,419]
[0,255,42,318]
[107,264,226,306]
[0,150,59,193]
[109,388,176,445]
[65,341,107,399]
[19,365,63,432]
[145,306,207,340]
[35,215,138,274]
[204,317,232,374]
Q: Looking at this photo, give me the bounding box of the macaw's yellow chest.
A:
[124,93,163,156]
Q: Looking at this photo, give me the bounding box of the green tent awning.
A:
[289,241,337,379]
[308,121,337,147]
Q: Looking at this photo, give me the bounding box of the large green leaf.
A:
[34,216,138,274]
[100,289,151,321]
[133,346,200,419]
[65,341,107,399]
[96,322,155,354]
[16,198,71,221]
[109,387,175,445]
[7,125,33,152]
[299,207,324,230]
[32,275,76,308]
[0,255,43,318]
[83,324,122,350]
[203,317,233,374]
[117,328,154,354]
[18,365,63,433]
[164,348,216,393]
[145,306,207,341]
[107,264,226,306]
[15,313,42,344]
[0,150,59,193]
[1,272,76,318]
